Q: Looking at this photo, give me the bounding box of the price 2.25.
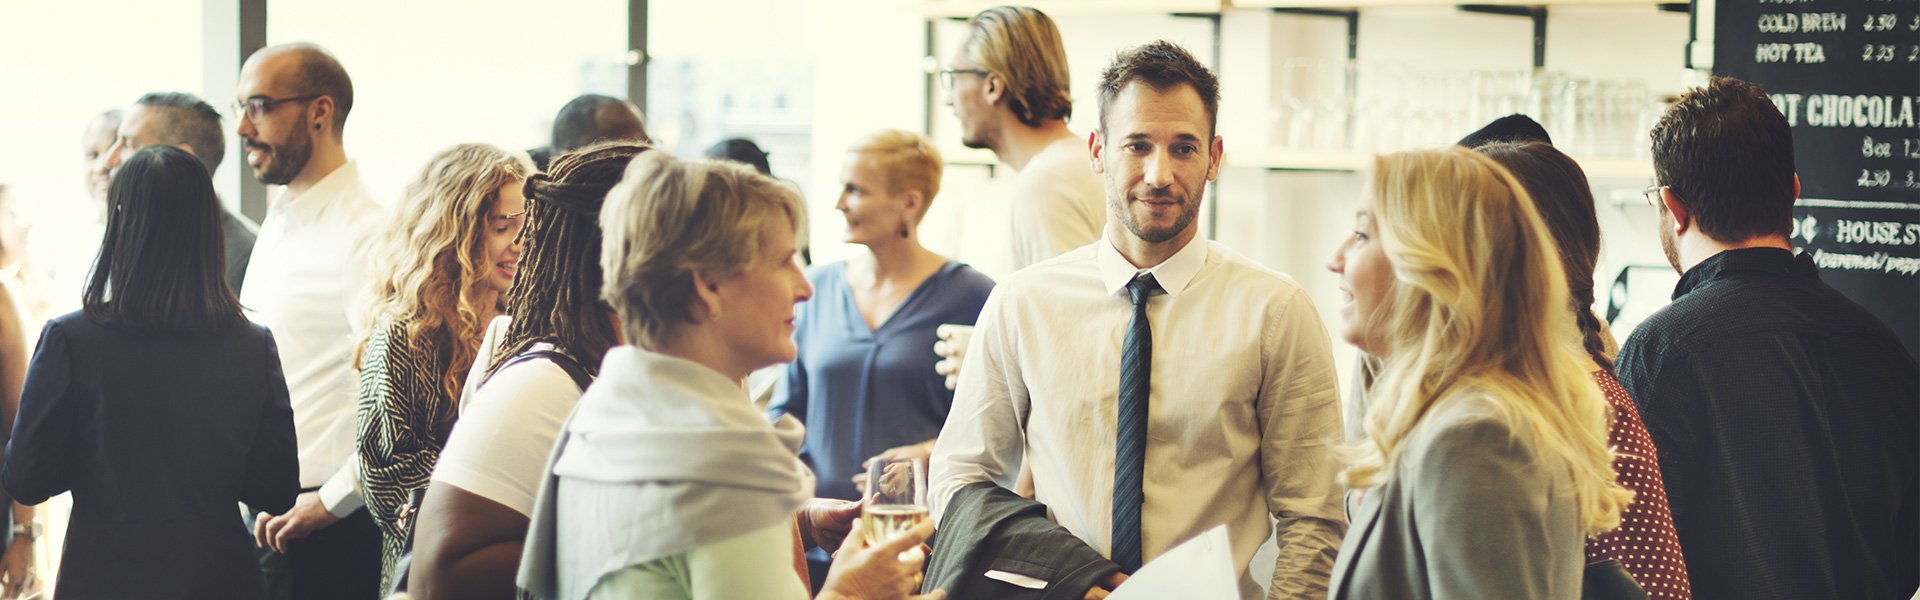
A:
[1860,44,1920,63]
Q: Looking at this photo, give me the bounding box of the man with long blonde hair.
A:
[941,5,1101,270]
[933,5,1107,390]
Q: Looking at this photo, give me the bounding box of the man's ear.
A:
[1792,173,1801,198]
[309,96,334,133]
[983,73,1006,106]
[1661,187,1692,235]
[1088,130,1105,175]
[1206,135,1225,182]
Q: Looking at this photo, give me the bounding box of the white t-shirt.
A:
[432,316,586,516]
[1007,137,1106,271]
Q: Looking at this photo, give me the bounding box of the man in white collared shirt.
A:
[233,42,381,600]
[929,41,1346,600]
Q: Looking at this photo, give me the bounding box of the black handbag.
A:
[1583,559,1649,600]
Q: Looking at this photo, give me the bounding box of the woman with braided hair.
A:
[1474,140,1691,599]
[405,141,645,600]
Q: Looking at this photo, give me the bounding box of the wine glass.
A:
[862,457,928,544]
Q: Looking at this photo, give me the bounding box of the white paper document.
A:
[1108,524,1238,600]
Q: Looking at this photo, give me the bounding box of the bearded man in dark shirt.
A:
[1616,76,1918,600]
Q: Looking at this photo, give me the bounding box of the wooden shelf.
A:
[1235,0,1665,8]
[1242,147,1652,179]
[916,0,1227,18]
[916,0,1667,18]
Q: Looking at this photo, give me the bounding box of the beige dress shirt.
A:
[930,234,1348,599]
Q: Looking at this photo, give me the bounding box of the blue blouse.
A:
[771,261,995,501]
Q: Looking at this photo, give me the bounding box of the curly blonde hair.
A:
[1343,147,1631,536]
[362,143,532,418]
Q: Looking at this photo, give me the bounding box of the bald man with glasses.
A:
[232,42,384,600]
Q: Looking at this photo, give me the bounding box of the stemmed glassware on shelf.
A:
[1267,58,1663,164]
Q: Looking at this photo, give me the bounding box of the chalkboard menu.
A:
[1715,0,1920,355]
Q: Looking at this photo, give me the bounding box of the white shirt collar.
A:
[274,160,361,221]
[1096,230,1210,298]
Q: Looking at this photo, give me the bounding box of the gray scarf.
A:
[517,346,810,599]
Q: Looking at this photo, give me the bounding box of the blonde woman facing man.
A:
[1323,148,1632,598]
[518,152,941,600]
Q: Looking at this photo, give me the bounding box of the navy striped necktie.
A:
[1113,273,1160,572]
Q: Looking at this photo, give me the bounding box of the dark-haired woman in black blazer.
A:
[1,145,298,600]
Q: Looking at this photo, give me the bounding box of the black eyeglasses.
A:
[1641,184,1666,208]
[231,94,322,123]
[937,69,989,91]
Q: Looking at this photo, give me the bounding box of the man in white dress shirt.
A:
[233,42,382,600]
[929,41,1347,600]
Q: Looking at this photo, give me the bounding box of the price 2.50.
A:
[1856,169,1920,190]
[1863,13,1900,31]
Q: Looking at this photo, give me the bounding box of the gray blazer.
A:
[1327,392,1584,600]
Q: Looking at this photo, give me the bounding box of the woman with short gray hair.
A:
[519,152,943,600]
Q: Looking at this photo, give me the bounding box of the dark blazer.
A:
[221,208,259,294]
[1,311,298,600]
[926,481,1122,600]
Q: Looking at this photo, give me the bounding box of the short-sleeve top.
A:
[769,261,994,501]
[431,316,585,516]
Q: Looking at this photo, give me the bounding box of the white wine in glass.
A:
[862,457,928,544]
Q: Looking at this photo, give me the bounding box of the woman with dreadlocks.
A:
[404,141,643,600]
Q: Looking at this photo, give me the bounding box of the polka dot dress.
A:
[1588,371,1693,600]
